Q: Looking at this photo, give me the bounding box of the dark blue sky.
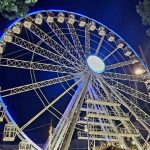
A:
[0,0,150,66]
[0,0,150,146]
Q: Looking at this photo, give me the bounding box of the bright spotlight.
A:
[134,67,143,75]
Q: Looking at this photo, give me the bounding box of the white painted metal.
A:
[79,17,86,27]
[0,104,4,122]
[19,140,32,150]
[3,123,17,141]
[47,83,84,150]
[105,58,139,70]
[107,32,115,42]
[0,10,149,150]
[35,14,43,25]
[86,99,120,106]
[1,74,75,97]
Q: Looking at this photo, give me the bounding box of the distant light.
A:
[84,125,88,132]
[84,116,87,120]
[131,141,135,145]
[87,55,105,73]
[134,67,143,75]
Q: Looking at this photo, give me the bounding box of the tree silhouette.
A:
[136,0,150,37]
[0,0,38,20]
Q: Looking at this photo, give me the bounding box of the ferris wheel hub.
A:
[87,55,105,73]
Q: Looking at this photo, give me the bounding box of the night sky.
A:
[0,0,150,148]
[0,0,149,65]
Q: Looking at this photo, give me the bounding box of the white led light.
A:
[134,68,143,75]
[87,55,105,73]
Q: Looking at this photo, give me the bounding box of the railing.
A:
[78,117,111,124]
[88,126,139,135]
[87,110,126,118]
[78,131,117,139]
[86,98,120,105]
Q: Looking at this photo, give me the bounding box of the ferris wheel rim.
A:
[0,9,150,149]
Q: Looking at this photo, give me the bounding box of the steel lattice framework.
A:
[0,10,150,150]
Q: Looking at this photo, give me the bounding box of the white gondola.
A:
[98,26,106,36]
[89,21,96,31]
[23,20,32,29]
[79,17,86,27]
[19,140,32,150]
[12,22,22,34]
[57,12,65,23]
[3,29,13,43]
[116,39,124,48]
[130,56,139,64]
[123,46,132,56]
[47,12,54,23]
[144,79,150,97]
[68,14,75,24]
[0,41,6,54]
[35,14,43,25]
[0,104,4,122]
[107,32,115,42]
[3,123,17,141]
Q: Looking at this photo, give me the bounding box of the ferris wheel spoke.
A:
[66,23,86,63]
[90,76,107,99]
[24,21,84,68]
[0,58,78,74]
[101,72,147,82]
[85,24,91,56]
[105,58,139,70]
[12,35,81,70]
[46,21,85,69]
[99,77,150,134]
[103,47,119,61]
[94,75,112,100]
[20,75,84,131]
[102,77,150,103]
[95,34,105,55]
[24,20,60,56]
[1,74,76,97]
[112,90,150,128]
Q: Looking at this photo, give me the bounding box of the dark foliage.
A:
[136,0,150,37]
[0,0,38,20]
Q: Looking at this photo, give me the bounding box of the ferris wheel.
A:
[0,10,150,150]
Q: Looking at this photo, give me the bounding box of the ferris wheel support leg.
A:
[60,75,90,150]
[89,83,128,149]
[88,85,109,141]
[119,106,150,149]
[100,77,145,150]
[86,88,97,150]
[113,106,143,150]
[95,77,128,149]
[49,82,84,150]
[100,76,150,135]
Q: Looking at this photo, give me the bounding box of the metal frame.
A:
[0,10,150,150]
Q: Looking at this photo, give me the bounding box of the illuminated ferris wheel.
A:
[0,10,150,150]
